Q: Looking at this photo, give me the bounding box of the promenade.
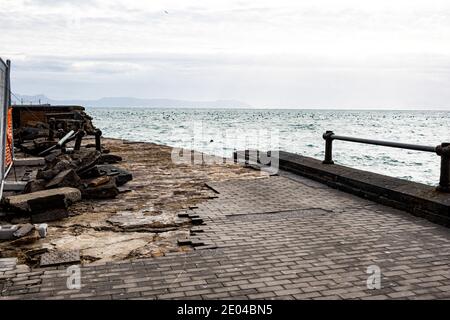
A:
[1,169,449,300]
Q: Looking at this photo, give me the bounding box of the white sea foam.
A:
[87,107,450,186]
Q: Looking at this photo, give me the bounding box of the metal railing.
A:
[0,58,11,200]
[322,131,450,192]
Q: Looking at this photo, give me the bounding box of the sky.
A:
[1,0,450,109]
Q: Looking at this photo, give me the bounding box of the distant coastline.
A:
[12,94,450,110]
[12,94,250,109]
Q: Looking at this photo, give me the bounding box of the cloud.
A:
[24,0,97,7]
[2,0,450,108]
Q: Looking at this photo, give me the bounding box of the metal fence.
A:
[0,58,11,199]
[322,131,450,192]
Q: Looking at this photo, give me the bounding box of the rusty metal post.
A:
[436,143,450,192]
[48,117,55,141]
[322,131,335,164]
[95,129,102,152]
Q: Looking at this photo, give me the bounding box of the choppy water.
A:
[88,107,450,187]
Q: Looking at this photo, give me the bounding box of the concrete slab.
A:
[3,181,28,191]
[4,187,81,212]
[40,250,80,267]
[13,157,45,166]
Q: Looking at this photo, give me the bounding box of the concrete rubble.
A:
[0,105,267,267]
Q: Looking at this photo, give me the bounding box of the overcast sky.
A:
[2,0,450,108]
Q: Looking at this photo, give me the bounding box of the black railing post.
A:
[322,131,334,164]
[95,129,102,152]
[74,130,85,151]
[48,117,55,141]
[436,143,450,192]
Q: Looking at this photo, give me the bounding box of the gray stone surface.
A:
[40,250,80,267]
[0,174,449,300]
[238,150,450,226]
[0,225,19,240]
[45,169,81,189]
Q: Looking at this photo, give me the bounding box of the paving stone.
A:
[0,258,17,270]
[1,174,450,300]
[40,250,80,267]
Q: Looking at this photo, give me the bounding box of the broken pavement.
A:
[1,135,266,266]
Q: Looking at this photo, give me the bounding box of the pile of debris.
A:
[1,106,133,225]
[13,105,96,141]
[13,105,97,156]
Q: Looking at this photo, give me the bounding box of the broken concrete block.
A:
[4,187,81,212]
[20,141,37,154]
[54,159,75,172]
[78,165,101,179]
[13,223,35,238]
[9,230,41,246]
[45,169,81,189]
[40,250,80,267]
[81,178,119,199]
[3,181,27,192]
[14,157,46,166]
[28,193,66,211]
[0,225,19,240]
[98,154,122,164]
[32,209,69,223]
[33,137,57,153]
[97,165,132,186]
[36,168,55,180]
[72,150,101,174]
[27,193,70,223]
[44,149,62,165]
[37,159,74,181]
[118,187,132,194]
[23,179,47,194]
[87,175,110,187]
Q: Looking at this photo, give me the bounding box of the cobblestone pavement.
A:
[1,172,450,300]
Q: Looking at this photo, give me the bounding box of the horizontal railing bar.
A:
[322,130,450,192]
[330,134,436,153]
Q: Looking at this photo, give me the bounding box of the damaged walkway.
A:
[0,138,266,265]
[1,168,450,299]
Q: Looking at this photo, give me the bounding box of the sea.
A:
[87,107,450,187]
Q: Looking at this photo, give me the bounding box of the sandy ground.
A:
[0,138,267,265]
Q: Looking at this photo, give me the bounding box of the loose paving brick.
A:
[1,173,450,300]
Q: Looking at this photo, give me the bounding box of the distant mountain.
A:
[12,94,251,108]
